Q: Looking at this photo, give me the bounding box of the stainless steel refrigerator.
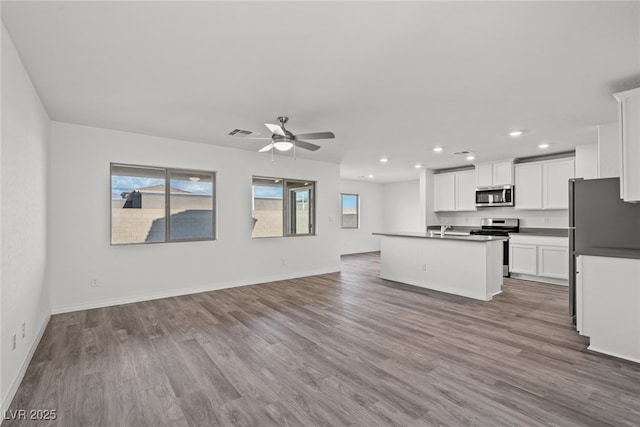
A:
[568,177,640,323]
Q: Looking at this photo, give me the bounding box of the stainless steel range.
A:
[470,218,519,277]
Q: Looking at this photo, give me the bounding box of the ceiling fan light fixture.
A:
[273,141,294,151]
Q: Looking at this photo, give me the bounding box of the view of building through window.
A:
[111,164,215,244]
[252,177,315,238]
[169,171,214,240]
[341,193,359,228]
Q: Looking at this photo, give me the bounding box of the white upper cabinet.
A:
[515,158,575,210]
[515,163,543,209]
[543,159,576,209]
[475,164,493,187]
[493,161,514,185]
[455,171,477,211]
[434,173,456,212]
[475,161,513,187]
[434,170,476,212]
[614,87,640,202]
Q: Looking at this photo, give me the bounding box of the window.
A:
[252,176,315,238]
[340,193,359,228]
[111,164,215,245]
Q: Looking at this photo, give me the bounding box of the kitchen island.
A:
[373,232,507,301]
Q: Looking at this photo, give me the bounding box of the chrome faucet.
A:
[440,224,451,235]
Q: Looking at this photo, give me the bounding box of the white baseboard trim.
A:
[1,313,50,420]
[487,290,503,300]
[51,267,340,315]
[509,273,568,286]
[587,345,640,364]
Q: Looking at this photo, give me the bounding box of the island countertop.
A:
[373,231,508,242]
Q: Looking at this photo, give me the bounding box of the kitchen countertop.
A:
[514,228,569,237]
[373,231,508,242]
[426,225,569,237]
[575,247,640,260]
[426,225,474,233]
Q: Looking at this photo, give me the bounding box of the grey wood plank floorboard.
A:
[5,252,640,426]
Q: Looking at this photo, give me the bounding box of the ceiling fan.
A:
[228,116,335,153]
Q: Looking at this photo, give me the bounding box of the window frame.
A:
[252,176,316,239]
[340,193,360,229]
[110,163,216,245]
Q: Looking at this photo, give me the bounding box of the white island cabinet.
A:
[374,232,506,301]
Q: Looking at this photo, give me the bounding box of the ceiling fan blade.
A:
[258,143,274,152]
[294,131,335,140]
[295,140,321,151]
[265,123,286,137]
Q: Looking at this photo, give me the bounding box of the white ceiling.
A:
[2,1,639,182]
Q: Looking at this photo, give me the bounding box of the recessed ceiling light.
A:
[414,164,422,169]
[538,143,550,149]
[433,147,443,153]
[379,157,389,163]
[509,130,525,137]
[466,155,475,161]
[368,174,374,179]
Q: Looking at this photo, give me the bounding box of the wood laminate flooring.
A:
[6,252,640,426]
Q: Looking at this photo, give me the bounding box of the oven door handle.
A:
[502,187,507,203]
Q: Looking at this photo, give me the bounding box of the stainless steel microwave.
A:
[475,185,514,207]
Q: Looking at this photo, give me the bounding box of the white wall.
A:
[436,208,569,228]
[1,24,51,412]
[383,180,421,231]
[598,123,619,178]
[339,179,383,254]
[575,143,599,179]
[49,122,341,313]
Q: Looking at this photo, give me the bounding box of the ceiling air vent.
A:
[228,129,256,137]
[453,151,470,155]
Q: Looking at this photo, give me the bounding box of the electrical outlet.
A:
[11,333,16,351]
[21,322,25,339]
[422,264,427,271]
[544,217,550,224]
[90,278,99,287]
[281,259,287,266]
[328,216,334,222]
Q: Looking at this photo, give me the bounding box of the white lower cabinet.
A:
[537,245,569,279]
[577,255,640,362]
[508,234,568,284]
[509,244,537,275]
